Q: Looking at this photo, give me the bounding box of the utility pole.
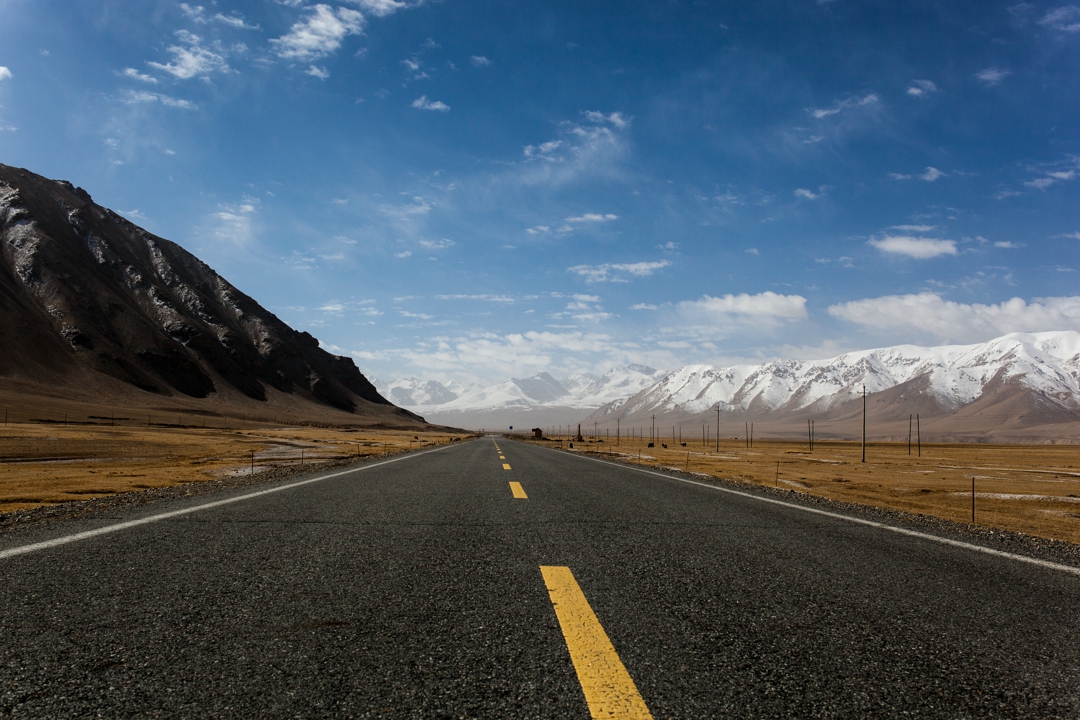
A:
[651,415,655,444]
[808,418,812,452]
[715,405,720,452]
[861,385,866,463]
[917,414,921,457]
[617,419,620,445]
[908,414,912,455]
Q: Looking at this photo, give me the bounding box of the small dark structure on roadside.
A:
[532,428,543,438]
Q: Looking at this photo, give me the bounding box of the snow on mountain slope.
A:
[391,365,667,413]
[605,332,1080,420]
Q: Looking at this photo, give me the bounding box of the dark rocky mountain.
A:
[0,163,420,422]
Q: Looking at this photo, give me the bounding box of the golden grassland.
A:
[0,422,466,512]
[524,433,1080,544]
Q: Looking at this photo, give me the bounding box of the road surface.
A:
[2,437,1079,717]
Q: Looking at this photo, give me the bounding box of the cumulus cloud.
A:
[411,95,450,111]
[1040,6,1080,31]
[0,67,11,81]
[305,64,330,79]
[976,67,1011,85]
[808,93,879,119]
[471,55,491,66]
[907,79,938,97]
[920,166,945,181]
[568,260,670,283]
[828,293,1080,342]
[270,5,365,61]
[565,213,617,223]
[868,235,958,259]
[794,188,821,200]
[148,30,229,79]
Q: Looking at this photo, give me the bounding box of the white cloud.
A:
[868,235,958,259]
[568,260,670,283]
[794,188,820,200]
[920,166,945,181]
[890,224,936,232]
[213,13,260,29]
[436,294,515,303]
[888,172,913,180]
[994,241,1020,248]
[523,140,564,160]
[677,292,808,320]
[583,111,631,128]
[0,67,10,82]
[394,250,413,258]
[419,238,454,249]
[148,30,229,79]
[122,68,157,83]
[526,225,551,235]
[270,5,365,61]
[1040,6,1080,31]
[828,293,1080,342]
[976,68,1011,85]
[471,55,491,67]
[411,95,450,111]
[631,303,658,310]
[306,64,330,79]
[564,213,617,223]
[122,90,196,109]
[745,248,759,255]
[906,79,938,97]
[809,93,879,119]
[210,200,258,246]
[350,0,407,17]
[1025,169,1075,189]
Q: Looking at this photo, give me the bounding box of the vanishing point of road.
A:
[2,437,1079,717]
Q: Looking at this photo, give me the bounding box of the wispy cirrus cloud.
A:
[122,68,157,83]
[568,260,670,283]
[976,67,1011,85]
[180,4,260,29]
[808,93,879,119]
[565,213,617,223]
[1039,6,1080,31]
[122,90,196,109]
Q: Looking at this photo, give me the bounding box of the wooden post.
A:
[616,419,620,445]
[861,385,866,463]
[775,460,780,486]
[808,418,812,452]
[917,414,921,457]
[715,405,720,453]
[971,477,975,523]
[908,414,912,455]
[250,450,254,475]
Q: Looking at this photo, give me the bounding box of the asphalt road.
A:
[2,437,1080,718]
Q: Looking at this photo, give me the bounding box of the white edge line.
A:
[557,447,1080,578]
[0,442,459,561]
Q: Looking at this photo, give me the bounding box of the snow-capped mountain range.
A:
[377,332,1080,434]
[595,331,1080,421]
[376,364,666,415]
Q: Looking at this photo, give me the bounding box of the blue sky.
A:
[1,0,1078,385]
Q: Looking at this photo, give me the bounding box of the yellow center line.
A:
[502,463,512,470]
[540,566,653,720]
[499,455,506,459]
[509,481,527,499]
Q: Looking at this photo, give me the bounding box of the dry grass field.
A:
[0,422,465,513]
[526,433,1080,544]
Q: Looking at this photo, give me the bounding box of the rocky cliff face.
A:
[0,163,407,417]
